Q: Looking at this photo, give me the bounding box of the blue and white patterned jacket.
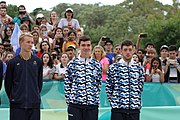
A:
[64,55,102,105]
[106,58,144,109]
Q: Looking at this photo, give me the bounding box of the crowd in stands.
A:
[0,1,179,84]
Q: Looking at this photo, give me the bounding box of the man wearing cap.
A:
[58,8,80,30]
[159,45,169,73]
[36,13,44,26]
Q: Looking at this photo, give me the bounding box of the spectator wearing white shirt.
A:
[54,53,69,80]
[58,8,80,30]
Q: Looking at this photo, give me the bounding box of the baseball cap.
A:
[160,45,169,51]
[68,45,76,49]
[66,8,73,12]
[36,13,44,19]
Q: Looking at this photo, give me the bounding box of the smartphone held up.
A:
[139,33,148,38]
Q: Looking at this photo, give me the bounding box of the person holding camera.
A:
[41,52,55,80]
[13,5,34,26]
[146,57,164,82]
[54,52,69,80]
[52,27,64,54]
[39,25,53,48]
[164,45,180,83]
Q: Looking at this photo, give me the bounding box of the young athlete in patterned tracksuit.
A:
[64,35,102,120]
[106,40,144,120]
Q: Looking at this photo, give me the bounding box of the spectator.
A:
[144,48,157,81]
[49,11,59,28]
[145,42,155,54]
[39,25,53,47]
[20,23,29,33]
[4,51,14,65]
[32,25,40,33]
[58,8,80,30]
[137,48,146,66]
[52,27,64,54]
[76,28,83,43]
[21,16,31,31]
[54,53,69,80]
[106,40,144,120]
[0,43,4,53]
[64,35,102,120]
[114,44,121,57]
[62,30,78,52]
[41,52,55,79]
[65,47,76,61]
[132,53,142,66]
[13,5,34,26]
[62,26,69,41]
[3,40,13,53]
[146,57,164,82]
[0,7,12,25]
[31,30,40,53]
[164,45,180,83]
[36,13,44,26]
[0,1,6,7]
[159,45,169,74]
[7,21,15,31]
[92,45,109,81]
[103,38,115,65]
[50,50,59,65]
[41,17,53,33]
[36,41,51,58]
[2,26,13,42]
[114,54,122,63]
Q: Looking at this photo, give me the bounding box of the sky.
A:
[5,0,174,13]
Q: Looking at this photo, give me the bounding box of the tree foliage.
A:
[7,0,179,51]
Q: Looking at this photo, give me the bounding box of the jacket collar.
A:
[119,58,135,66]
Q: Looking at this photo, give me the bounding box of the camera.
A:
[140,33,147,38]
[19,11,26,14]
[102,37,110,41]
[168,59,176,65]
[51,54,57,60]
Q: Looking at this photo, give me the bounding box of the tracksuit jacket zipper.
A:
[127,62,131,110]
[84,58,88,104]
[25,60,28,108]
